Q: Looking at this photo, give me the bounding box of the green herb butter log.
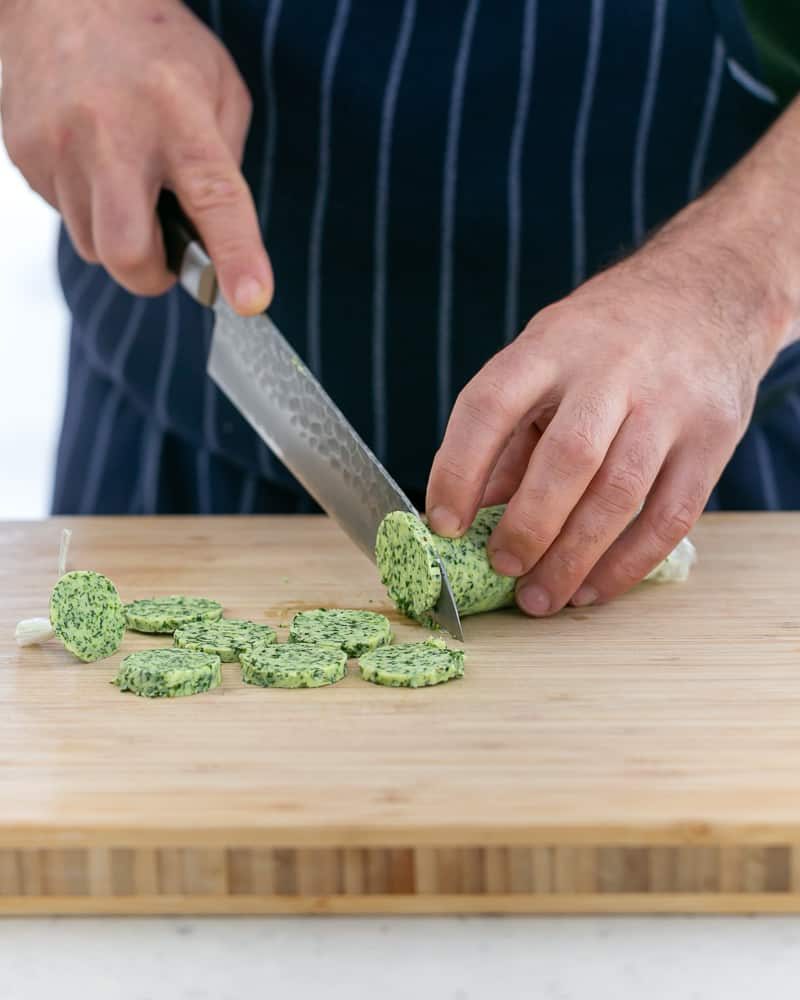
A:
[376,505,514,620]
[376,504,696,622]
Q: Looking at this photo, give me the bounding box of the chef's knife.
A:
[157,191,464,641]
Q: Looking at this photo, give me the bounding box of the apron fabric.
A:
[52,0,800,515]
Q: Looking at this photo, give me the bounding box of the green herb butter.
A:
[374,513,442,619]
[49,570,126,662]
[112,648,222,698]
[377,504,695,621]
[173,619,277,661]
[240,643,347,689]
[376,505,514,621]
[125,596,223,633]
[359,637,465,688]
[288,609,392,657]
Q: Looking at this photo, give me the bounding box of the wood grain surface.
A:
[1,513,799,914]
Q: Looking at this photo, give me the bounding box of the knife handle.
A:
[156,190,218,307]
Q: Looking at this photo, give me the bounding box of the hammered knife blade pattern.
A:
[207,300,465,640]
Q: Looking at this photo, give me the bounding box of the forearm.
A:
[654,96,800,365]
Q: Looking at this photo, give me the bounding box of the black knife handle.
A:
[156,190,217,306]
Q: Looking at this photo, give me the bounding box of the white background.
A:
[0,134,67,519]
[3,126,800,1000]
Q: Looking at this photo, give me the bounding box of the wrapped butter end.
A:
[644,537,698,584]
[15,618,56,647]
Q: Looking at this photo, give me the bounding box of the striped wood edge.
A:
[4,844,800,913]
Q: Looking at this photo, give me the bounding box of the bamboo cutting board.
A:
[1,513,800,915]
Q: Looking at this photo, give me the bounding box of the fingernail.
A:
[518,584,550,616]
[571,585,598,608]
[234,275,269,314]
[490,550,524,578]
[429,506,461,537]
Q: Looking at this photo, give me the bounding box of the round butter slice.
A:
[125,596,223,634]
[49,570,126,662]
[289,609,392,657]
[240,643,347,689]
[174,619,277,661]
[358,637,464,688]
[113,648,222,698]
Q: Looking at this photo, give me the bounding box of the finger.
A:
[426,344,558,537]
[168,118,273,315]
[216,72,252,166]
[54,173,98,263]
[570,448,715,606]
[487,386,628,578]
[91,164,174,296]
[514,409,671,616]
[481,423,540,507]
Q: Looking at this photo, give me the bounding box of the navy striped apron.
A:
[52,0,800,515]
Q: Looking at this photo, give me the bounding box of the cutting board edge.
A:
[3,821,800,849]
[3,893,800,916]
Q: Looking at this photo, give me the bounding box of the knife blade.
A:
[157,192,464,641]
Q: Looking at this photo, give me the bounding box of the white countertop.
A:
[3,915,800,999]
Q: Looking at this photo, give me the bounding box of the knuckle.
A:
[649,496,699,547]
[549,544,583,580]
[62,96,104,133]
[546,425,600,475]
[179,167,242,215]
[612,555,648,589]
[706,397,743,438]
[591,462,648,516]
[171,139,221,168]
[456,379,511,434]
[146,60,188,105]
[432,449,481,490]
[500,507,553,556]
[522,302,561,337]
[688,383,744,437]
[103,241,153,276]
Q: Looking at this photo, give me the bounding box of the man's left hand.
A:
[427,97,800,616]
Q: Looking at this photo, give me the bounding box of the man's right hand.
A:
[0,0,273,315]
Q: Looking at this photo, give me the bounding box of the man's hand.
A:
[0,0,272,314]
[427,97,800,616]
